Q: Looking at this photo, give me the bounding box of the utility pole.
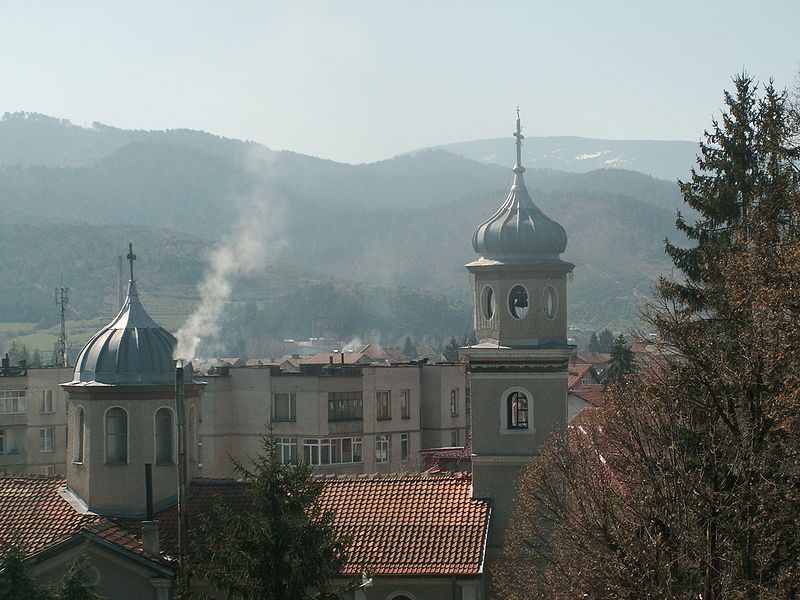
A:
[55,280,69,368]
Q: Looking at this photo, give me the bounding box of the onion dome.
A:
[472,111,567,261]
[72,243,192,386]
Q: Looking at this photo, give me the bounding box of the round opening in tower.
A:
[480,285,496,321]
[543,285,558,320]
[508,285,529,319]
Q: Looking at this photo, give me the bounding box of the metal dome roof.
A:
[472,113,567,261]
[73,255,191,386]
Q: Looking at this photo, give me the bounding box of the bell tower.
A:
[463,111,574,555]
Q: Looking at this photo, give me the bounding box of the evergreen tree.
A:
[597,329,613,353]
[443,337,460,363]
[587,332,600,352]
[192,435,352,599]
[605,333,633,385]
[402,335,416,358]
[0,546,49,600]
[54,552,103,600]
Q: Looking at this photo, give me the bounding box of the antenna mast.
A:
[55,280,69,368]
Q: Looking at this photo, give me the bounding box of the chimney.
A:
[1,353,8,370]
[142,463,159,556]
[341,352,345,364]
[329,355,333,365]
[141,521,160,556]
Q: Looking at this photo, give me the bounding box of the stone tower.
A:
[463,112,574,555]
[62,245,203,517]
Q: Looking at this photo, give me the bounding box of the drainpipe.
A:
[175,362,190,595]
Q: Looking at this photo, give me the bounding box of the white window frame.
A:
[400,433,409,461]
[400,389,411,419]
[0,429,5,454]
[272,392,297,422]
[376,390,391,421]
[0,390,26,414]
[39,426,55,453]
[277,437,297,464]
[375,434,390,464]
[499,386,534,434]
[40,390,55,414]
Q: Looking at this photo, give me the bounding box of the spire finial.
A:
[513,107,525,174]
[126,242,136,282]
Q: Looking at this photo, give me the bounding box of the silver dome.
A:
[472,114,567,261]
[73,280,191,386]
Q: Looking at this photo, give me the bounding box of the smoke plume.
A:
[174,197,282,362]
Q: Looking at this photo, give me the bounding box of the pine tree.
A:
[605,333,633,386]
[402,335,416,358]
[192,435,352,599]
[587,332,600,352]
[443,337,460,362]
[0,546,50,600]
[54,552,103,600]
[598,329,613,353]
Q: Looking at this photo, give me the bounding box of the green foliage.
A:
[605,333,633,385]
[402,335,416,357]
[53,552,103,600]
[587,331,600,352]
[597,329,613,353]
[443,337,460,363]
[0,546,101,600]
[192,435,352,599]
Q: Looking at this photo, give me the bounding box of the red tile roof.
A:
[318,473,488,576]
[0,476,100,555]
[574,352,612,365]
[568,363,597,390]
[1,473,489,578]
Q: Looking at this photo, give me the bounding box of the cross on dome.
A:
[127,242,136,282]
[513,107,525,174]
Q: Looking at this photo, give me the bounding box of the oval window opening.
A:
[508,285,529,319]
[543,286,558,320]
[481,285,496,321]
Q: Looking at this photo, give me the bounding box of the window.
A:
[73,407,85,463]
[39,427,54,453]
[155,408,174,465]
[44,465,56,476]
[543,285,558,320]
[400,389,411,419]
[481,285,496,321]
[327,392,363,421]
[0,390,26,414]
[375,435,390,464]
[450,388,459,417]
[451,429,460,446]
[0,429,4,454]
[376,391,391,420]
[330,437,363,464]
[400,433,409,461]
[302,437,363,466]
[507,391,529,430]
[272,393,296,422]
[277,438,297,464]
[508,284,529,319]
[41,390,54,413]
[105,407,128,464]
[465,386,471,415]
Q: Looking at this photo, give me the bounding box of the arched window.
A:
[155,408,174,465]
[105,407,128,464]
[507,391,529,430]
[386,593,417,600]
[73,407,85,463]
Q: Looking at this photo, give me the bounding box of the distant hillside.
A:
[0,220,470,357]
[0,112,691,333]
[430,135,698,182]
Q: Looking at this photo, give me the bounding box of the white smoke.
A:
[174,197,283,362]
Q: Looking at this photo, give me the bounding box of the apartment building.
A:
[0,364,71,476]
[199,361,468,479]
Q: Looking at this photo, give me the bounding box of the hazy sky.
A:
[1,1,798,164]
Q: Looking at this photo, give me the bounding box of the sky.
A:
[1,1,798,164]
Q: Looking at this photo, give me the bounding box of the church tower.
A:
[62,245,203,517]
[463,112,574,553]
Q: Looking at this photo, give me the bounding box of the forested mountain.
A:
[0,112,689,354]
